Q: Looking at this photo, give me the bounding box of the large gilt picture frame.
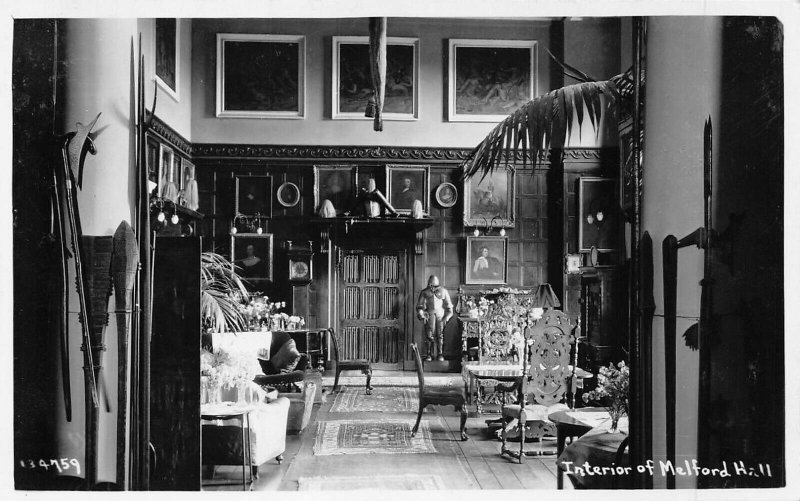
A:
[313,165,357,215]
[463,166,515,227]
[448,39,537,122]
[332,36,419,120]
[216,33,306,118]
[155,18,179,100]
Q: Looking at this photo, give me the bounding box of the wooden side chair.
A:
[497,309,574,462]
[410,342,468,441]
[329,328,373,395]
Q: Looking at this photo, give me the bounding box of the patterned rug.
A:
[323,375,462,387]
[298,474,446,490]
[313,420,437,456]
[330,386,420,413]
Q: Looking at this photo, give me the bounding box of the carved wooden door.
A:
[337,249,405,370]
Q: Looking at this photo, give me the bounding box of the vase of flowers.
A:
[582,360,629,432]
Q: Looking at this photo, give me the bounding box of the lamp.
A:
[490,216,506,237]
[231,213,267,235]
[534,283,561,309]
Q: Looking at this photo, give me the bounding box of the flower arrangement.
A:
[239,294,286,330]
[201,346,262,404]
[582,361,630,432]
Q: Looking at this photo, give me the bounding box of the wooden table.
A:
[201,403,257,490]
[548,407,610,489]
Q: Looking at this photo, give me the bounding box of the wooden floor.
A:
[204,373,571,491]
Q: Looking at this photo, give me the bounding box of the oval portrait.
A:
[435,182,458,208]
[277,182,301,208]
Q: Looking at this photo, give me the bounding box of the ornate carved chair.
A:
[330,328,373,395]
[497,309,575,462]
[410,343,468,441]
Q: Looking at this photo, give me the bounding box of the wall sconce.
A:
[231,213,266,235]
[150,197,181,230]
[469,216,508,237]
[490,216,507,237]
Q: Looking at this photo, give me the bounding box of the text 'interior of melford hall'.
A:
[9,2,796,497]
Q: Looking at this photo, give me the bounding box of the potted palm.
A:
[200,251,249,333]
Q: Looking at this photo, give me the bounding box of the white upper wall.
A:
[140,18,193,140]
[189,17,621,148]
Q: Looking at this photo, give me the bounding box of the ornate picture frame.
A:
[216,33,306,118]
[385,164,429,215]
[313,165,357,215]
[276,182,301,208]
[435,182,458,208]
[332,36,419,120]
[155,18,179,101]
[448,38,537,122]
[465,236,508,285]
[463,166,515,227]
[231,233,274,283]
[157,143,180,202]
[578,177,617,252]
[235,175,273,217]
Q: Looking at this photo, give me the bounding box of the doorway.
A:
[336,248,407,370]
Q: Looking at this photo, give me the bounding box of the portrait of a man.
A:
[466,236,507,284]
[386,164,429,214]
[235,175,272,217]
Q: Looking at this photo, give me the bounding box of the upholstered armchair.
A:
[496,309,575,462]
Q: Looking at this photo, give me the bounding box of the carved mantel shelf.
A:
[310,216,434,255]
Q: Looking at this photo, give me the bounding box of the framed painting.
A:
[235,175,273,217]
[231,233,274,283]
[463,167,515,227]
[466,236,508,285]
[435,182,458,208]
[276,182,301,208]
[313,165,357,215]
[448,39,537,122]
[180,159,195,191]
[332,36,419,120]
[578,177,618,252]
[386,164,429,215]
[158,143,180,202]
[155,18,179,100]
[216,34,305,118]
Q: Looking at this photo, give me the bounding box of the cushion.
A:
[268,338,302,375]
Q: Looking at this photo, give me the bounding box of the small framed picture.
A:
[276,182,301,208]
[155,18,179,101]
[565,253,583,274]
[235,175,273,217]
[158,144,180,202]
[448,39,537,122]
[216,33,305,118]
[435,182,458,208]
[578,177,617,252]
[314,165,357,215]
[180,159,195,191]
[386,164,429,214]
[463,166,515,227]
[332,36,419,120]
[466,236,508,285]
[231,233,274,283]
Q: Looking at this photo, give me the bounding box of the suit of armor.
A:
[416,276,453,361]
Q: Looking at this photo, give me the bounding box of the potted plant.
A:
[200,251,249,332]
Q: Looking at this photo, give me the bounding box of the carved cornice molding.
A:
[146,113,192,156]
[191,143,612,165]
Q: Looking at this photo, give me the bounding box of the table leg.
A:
[556,424,566,490]
[240,415,247,490]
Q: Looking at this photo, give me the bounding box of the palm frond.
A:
[461,79,622,179]
[200,251,249,332]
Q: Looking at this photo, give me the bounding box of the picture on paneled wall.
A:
[578,177,617,252]
[158,143,180,202]
[466,236,508,284]
[386,164,429,214]
[216,34,305,118]
[463,167,515,227]
[155,18,179,100]
[276,181,301,208]
[448,39,537,122]
[314,165,356,215]
[235,175,273,217]
[435,182,458,208]
[332,36,419,120]
[231,233,274,283]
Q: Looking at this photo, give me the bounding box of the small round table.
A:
[548,407,609,489]
[201,403,258,491]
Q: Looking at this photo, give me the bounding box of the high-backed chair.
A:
[329,328,373,395]
[497,309,574,462]
[410,342,468,441]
